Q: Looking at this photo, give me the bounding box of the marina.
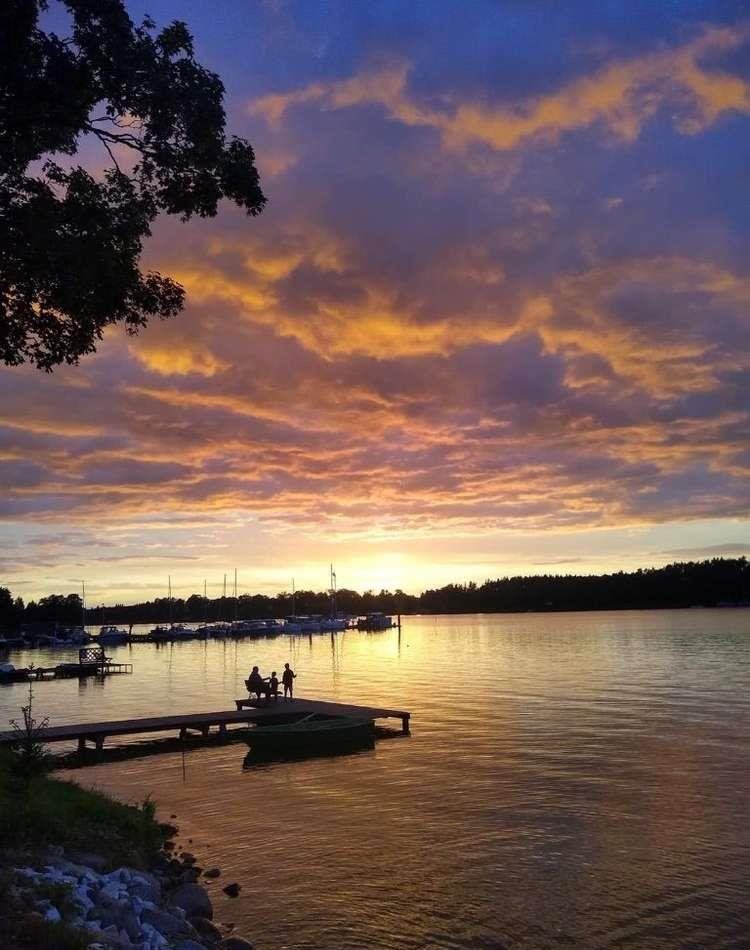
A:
[0,613,401,651]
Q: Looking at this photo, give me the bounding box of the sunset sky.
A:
[2,0,749,605]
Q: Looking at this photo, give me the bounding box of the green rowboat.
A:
[246,714,375,751]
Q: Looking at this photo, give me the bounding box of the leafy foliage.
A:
[0,0,265,369]
[7,683,54,785]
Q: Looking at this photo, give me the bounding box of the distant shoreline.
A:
[2,557,748,631]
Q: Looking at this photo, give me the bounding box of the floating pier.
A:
[0,661,133,684]
[0,698,410,754]
[0,646,132,684]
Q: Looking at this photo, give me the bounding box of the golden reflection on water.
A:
[2,610,749,949]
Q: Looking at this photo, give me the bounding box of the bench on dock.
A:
[236,695,284,710]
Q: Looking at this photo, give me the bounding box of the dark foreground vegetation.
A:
[0,749,163,868]
[0,742,167,950]
[1,558,748,630]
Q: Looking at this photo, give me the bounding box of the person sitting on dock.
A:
[268,671,280,699]
[246,666,269,700]
[282,662,296,700]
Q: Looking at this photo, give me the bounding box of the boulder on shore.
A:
[66,850,109,873]
[189,916,223,943]
[142,904,191,937]
[218,938,255,950]
[171,882,214,920]
[222,883,241,898]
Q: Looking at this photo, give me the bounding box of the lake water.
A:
[2,609,750,949]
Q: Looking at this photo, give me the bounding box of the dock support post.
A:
[78,736,86,754]
[218,723,227,738]
[401,713,410,734]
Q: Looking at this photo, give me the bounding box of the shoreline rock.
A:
[7,845,255,950]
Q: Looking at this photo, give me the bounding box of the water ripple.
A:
[2,609,748,948]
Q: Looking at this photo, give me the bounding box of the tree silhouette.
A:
[0,0,266,369]
[2,559,747,630]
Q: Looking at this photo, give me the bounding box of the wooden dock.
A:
[0,661,133,684]
[0,698,410,753]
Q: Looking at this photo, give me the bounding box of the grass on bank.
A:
[0,747,167,869]
[0,747,172,949]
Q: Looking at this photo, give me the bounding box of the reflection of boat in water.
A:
[245,714,375,753]
[243,732,375,767]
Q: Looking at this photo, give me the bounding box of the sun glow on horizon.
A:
[1,3,748,602]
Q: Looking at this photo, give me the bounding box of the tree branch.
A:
[84,124,147,153]
[99,136,125,176]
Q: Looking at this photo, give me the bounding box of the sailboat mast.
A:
[168,575,172,627]
[234,568,238,621]
[330,564,337,617]
[292,577,296,617]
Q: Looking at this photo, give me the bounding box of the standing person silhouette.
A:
[282,662,296,700]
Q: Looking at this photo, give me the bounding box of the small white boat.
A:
[170,624,197,639]
[99,625,128,645]
[208,622,234,638]
[357,613,394,630]
[62,626,90,644]
[230,620,253,635]
[320,617,347,631]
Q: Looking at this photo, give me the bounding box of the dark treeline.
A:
[1,558,748,630]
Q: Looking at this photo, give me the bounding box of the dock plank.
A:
[0,698,410,747]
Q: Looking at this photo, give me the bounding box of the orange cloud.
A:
[251,25,750,153]
[543,257,750,395]
[131,343,229,377]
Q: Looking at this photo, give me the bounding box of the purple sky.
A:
[1,1,749,603]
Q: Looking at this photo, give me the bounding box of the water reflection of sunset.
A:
[38,610,749,950]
